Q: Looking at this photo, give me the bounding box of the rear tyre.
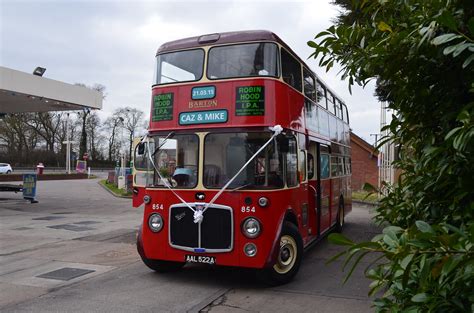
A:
[257,221,303,286]
[6,170,11,174]
[136,229,185,273]
[335,199,345,233]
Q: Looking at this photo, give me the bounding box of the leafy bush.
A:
[309,0,474,311]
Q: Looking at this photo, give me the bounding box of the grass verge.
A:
[99,179,132,198]
[352,190,379,204]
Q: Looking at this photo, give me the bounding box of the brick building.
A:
[350,132,378,191]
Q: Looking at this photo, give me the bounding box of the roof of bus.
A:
[157,30,297,56]
[156,30,348,108]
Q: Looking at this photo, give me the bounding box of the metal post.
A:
[66,113,70,174]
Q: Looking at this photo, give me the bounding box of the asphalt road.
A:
[0,178,381,313]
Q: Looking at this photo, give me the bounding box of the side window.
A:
[330,156,338,177]
[327,93,336,115]
[338,157,344,176]
[344,104,349,124]
[298,150,306,182]
[281,49,302,91]
[297,133,306,182]
[316,81,327,110]
[305,98,318,132]
[303,68,316,101]
[307,153,314,179]
[338,100,344,121]
[320,154,330,179]
[329,114,338,142]
[286,136,298,187]
[318,109,330,138]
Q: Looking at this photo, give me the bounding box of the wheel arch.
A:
[265,208,299,267]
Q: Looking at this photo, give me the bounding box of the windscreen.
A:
[207,43,279,79]
[155,49,204,85]
[151,134,199,188]
[204,132,284,189]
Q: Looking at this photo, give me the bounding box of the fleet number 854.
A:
[241,206,256,213]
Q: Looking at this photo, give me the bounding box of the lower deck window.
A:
[204,132,285,189]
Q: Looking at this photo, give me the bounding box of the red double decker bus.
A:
[133,30,351,284]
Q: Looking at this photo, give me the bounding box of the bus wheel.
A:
[258,222,303,285]
[335,199,345,233]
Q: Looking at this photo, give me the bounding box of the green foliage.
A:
[99,179,132,197]
[311,0,474,311]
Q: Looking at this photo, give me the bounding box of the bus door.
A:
[330,156,343,226]
[306,140,319,238]
[318,145,331,233]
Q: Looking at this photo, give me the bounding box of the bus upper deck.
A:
[149,30,350,149]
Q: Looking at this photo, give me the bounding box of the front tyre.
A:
[258,222,303,285]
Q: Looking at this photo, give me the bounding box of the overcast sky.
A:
[0,0,380,143]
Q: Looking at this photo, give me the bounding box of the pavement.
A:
[0,178,381,313]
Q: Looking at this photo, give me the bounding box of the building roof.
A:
[350,131,379,156]
[0,66,102,114]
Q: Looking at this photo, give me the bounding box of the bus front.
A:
[135,32,307,284]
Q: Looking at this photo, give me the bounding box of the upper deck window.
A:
[155,49,204,85]
[316,81,327,110]
[207,42,279,79]
[303,68,316,102]
[281,49,302,91]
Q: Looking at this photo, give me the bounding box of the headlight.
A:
[244,243,257,257]
[242,217,261,238]
[143,195,151,204]
[148,213,163,232]
[258,197,268,207]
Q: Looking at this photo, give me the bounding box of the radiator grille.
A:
[169,204,233,252]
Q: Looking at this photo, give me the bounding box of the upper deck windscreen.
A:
[207,43,279,79]
[155,49,204,85]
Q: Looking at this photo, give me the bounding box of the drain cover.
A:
[32,216,65,221]
[37,267,95,281]
[13,227,33,231]
[48,224,95,232]
[73,221,101,225]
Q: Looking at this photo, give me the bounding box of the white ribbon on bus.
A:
[145,125,283,224]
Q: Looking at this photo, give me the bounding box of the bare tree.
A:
[0,113,37,154]
[86,111,102,160]
[103,110,125,162]
[117,107,145,162]
[26,112,63,152]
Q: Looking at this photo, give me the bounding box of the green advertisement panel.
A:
[235,86,265,116]
[153,93,174,121]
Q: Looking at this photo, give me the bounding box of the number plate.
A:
[185,254,216,265]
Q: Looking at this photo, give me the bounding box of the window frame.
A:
[303,67,316,102]
[203,130,285,190]
[206,42,280,81]
[151,133,200,189]
[316,80,328,110]
[281,48,302,92]
[320,153,330,179]
[154,48,205,86]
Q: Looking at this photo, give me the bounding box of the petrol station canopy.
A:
[0,66,102,114]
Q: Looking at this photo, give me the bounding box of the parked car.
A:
[0,163,13,174]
